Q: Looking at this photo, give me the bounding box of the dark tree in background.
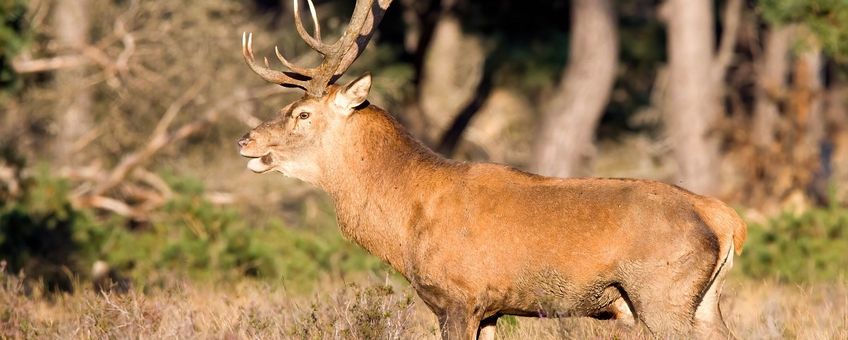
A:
[662,0,720,194]
[532,0,618,178]
[53,0,92,166]
[3,0,848,216]
[753,26,792,149]
[2,0,848,297]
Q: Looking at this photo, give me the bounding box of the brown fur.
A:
[238,81,747,339]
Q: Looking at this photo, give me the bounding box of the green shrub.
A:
[0,167,92,292]
[1,167,390,291]
[81,174,390,290]
[739,205,848,282]
[0,0,27,90]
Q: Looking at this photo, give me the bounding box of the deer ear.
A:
[333,73,372,115]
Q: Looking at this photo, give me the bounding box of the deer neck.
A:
[318,106,455,276]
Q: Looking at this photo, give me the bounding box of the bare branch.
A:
[133,169,173,201]
[151,79,208,140]
[114,20,136,78]
[80,195,142,218]
[87,79,208,198]
[12,55,88,73]
[67,81,285,217]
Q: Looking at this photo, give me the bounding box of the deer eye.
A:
[298,111,311,120]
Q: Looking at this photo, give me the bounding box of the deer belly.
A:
[501,269,622,318]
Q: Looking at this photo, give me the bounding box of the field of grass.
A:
[2,271,846,339]
[3,173,848,339]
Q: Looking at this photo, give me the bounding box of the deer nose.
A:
[237,134,252,148]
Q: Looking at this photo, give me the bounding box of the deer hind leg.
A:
[591,285,636,327]
[590,294,640,338]
[694,245,735,339]
[477,315,499,340]
[624,251,717,337]
[625,287,697,338]
[437,305,483,340]
[608,297,636,325]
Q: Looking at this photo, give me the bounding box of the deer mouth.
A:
[243,152,275,173]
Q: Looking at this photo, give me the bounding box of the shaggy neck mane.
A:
[319,105,462,276]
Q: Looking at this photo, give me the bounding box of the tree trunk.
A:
[418,13,485,143]
[753,26,792,148]
[788,43,826,206]
[792,46,825,151]
[398,0,485,146]
[53,0,92,165]
[826,77,848,203]
[826,81,848,132]
[532,0,618,178]
[662,0,720,194]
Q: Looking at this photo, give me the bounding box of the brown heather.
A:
[1,274,846,339]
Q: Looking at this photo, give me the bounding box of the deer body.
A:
[237,1,746,338]
[318,104,744,338]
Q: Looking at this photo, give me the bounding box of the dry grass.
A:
[724,280,848,339]
[0,275,434,339]
[1,274,846,339]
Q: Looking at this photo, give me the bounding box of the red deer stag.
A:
[237,0,747,338]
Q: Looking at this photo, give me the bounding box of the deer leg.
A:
[626,265,714,337]
[477,314,499,340]
[438,306,482,340]
[693,280,734,339]
[694,250,735,339]
[590,285,636,326]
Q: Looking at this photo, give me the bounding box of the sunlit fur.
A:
[238,76,748,339]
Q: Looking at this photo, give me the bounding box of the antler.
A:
[242,0,393,97]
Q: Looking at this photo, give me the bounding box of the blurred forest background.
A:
[1,0,848,338]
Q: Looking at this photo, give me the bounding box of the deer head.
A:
[237,0,391,183]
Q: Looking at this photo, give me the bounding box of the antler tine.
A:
[306,0,321,42]
[293,0,328,54]
[305,0,389,95]
[242,32,307,89]
[328,0,392,80]
[275,45,314,76]
[243,1,393,96]
[328,0,374,54]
